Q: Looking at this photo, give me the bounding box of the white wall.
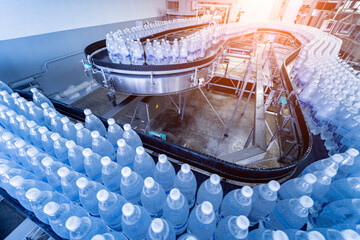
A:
[238,0,277,23]
[0,0,166,40]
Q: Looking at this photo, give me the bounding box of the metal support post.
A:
[180,91,187,122]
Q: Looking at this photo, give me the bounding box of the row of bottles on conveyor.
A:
[0,83,360,240]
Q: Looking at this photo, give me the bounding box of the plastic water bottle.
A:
[75,123,92,148]
[334,148,359,180]
[116,139,135,169]
[97,189,127,231]
[51,133,69,164]
[84,109,106,137]
[278,173,317,199]
[91,232,127,240]
[120,167,143,204]
[39,126,55,156]
[101,156,121,192]
[13,139,33,169]
[2,132,20,160]
[265,196,314,230]
[106,118,124,147]
[25,188,70,224]
[302,154,343,175]
[325,177,360,202]
[187,201,217,240]
[178,233,199,240]
[283,230,325,240]
[91,131,115,161]
[145,39,155,65]
[196,174,223,213]
[76,177,104,215]
[122,124,142,149]
[0,80,14,94]
[27,121,42,148]
[30,88,54,109]
[66,216,108,240]
[27,102,44,125]
[153,154,175,194]
[25,147,48,181]
[248,180,280,223]
[43,201,88,239]
[219,186,253,219]
[41,156,65,192]
[58,166,83,203]
[174,163,197,207]
[248,229,289,240]
[66,140,85,173]
[311,167,337,204]
[134,146,155,179]
[147,218,176,240]
[83,148,103,182]
[121,203,151,239]
[16,115,29,140]
[215,215,250,240]
[163,188,189,235]
[141,177,166,217]
[41,103,53,128]
[61,117,77,141]
[9,175,51,211]
[49,111,63,135]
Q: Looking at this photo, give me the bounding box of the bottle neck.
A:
[143,182,161,197]
[195,205,215,224]
[122,172,138,186]
[289,199,309,217]
[178,170,194,182]
[99,192,117,210]
[73,218,92,238]
[234,189,251,206]
[259,184,277,201]
[167,194,185,210]
[123,205,141,225]
[204,179,221,194]
[228,216,248,239]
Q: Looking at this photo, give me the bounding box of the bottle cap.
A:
[122,203,135,217]
[41,103,49,109]
[14,139,26,149]
[117,139,126,147]
[331,154,344,163]
[57,167,70,178]
[84,109,92,116]
[41,157,54,167]
[107,118,115,125]
[123,124,131,131]
[136,146,145,155]
[236,216,250,230]
[27,148,39,158]
[48,111,57,118]
[268,180,280,191]
[25,188,41,201]
[101,157,111,166]
[60,117,70,124]
[201,201,213,215]
[169,188,181,200]
[241,186,253,198]
[65,140,76,149]
[272,230,289,240]
[346,148,359,157]
[209,174,220,185]
[91,131,100,139]
[299,196,314,208]
[76,177,89,189]
[82,148,93,157]
[15,115,25,122]
[43,201,60,216]
[38,126,48,134]
[144,177,155,188]
[6,110,15,116]
[11,93,19,98]
[26,121,36,128]
[181,164,191,174]
[324,167,337,177]
[97,189,109,202]
[0,164,10,174]
[30,88,37,93]
[9,175,25,187]
[75,123,84,131]
[91,235,105,240]
[151,218,164,233]
[50,133,61,141]
[2,132,12,141]
[158,154,168,164]
[66,216,81,231]
[121,167,132,178]
[341,229,360,240]
[303,173,317,184]
[307,231,325,240]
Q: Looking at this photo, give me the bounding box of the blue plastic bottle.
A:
[27,120,42,148]
[84,109,106,137]
[17,98,29,118]
[49,111,63,135]
[178,233,199,240]
[219,186,253,219]
[265,195,314,230]
[58,166,83,203]
[66,216,108,240]
[121,203,151,239]
[25,147,48,181]
[91,232,128,240]
[0,81,14,94]
[302,154,343,175]
[61,117,77,141]
[27,101,44,125]
[41,156,65,192]
[153,154,175,194]
[106,118,124,147]
[101,156,122,192]
[16,115,28,140]
[120,167,143,204]
[97,189,127,231]
[66,140,85,173]
[76,177,104,216]
[41,103,53,128]
[187,201,217,240]
[30,88,54,109]
[248,180,280,224]
[215,215,250,240]
[334,148,359,180]
[91,131,115,161]
[14,139,33,169]
[75,123,92,148]
[122,123,142,149]
[6,110,18,134]
[278,173,317,200]
[2,132,21,161]
[311,167,337,204]
[174,163,197,207]
[141,177,166,218]
[248,229,289,240]
[116,139,135,169]
[51,133,69,164]
[134,146,155,179]
[39,126,56,156]
[163,188,189,235]
[283,230,325,240]
[147,218,176,240]
[325,177,360,202]
[196,174,223,213]
[83,148,103,182]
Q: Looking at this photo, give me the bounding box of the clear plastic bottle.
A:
[134,146,155,179]
[101,156,121,192]
[41,156,65,192]
[215,215,250,240]
[116,139,135,169]
[84,109,106,137]
[14,139,33,169]
[83,148,103,182]
[49,111,63,135]
[91,232,128,240]
[106,118,124,147]
[325,177,360,202]
[219,186,253,220]
[76,177,104,216]
[75,123,92,149]
[187,201,217,240]
[302,154,343,175]
[27,101,44,125]
[121,203,151,239]
[196,174,223,213]
[334,148,359,180]
[16,115,29,140]
[66,140,85,173]
[248,229,289,240]
[25,147,48,182]
[120,167,143,204]
[145,39,155,65]
[311,167,337,204]
[122,124,142,149]
[278,173,317,200]
[61,117,77,141]
[66,216,108,240]
[41,103,53,128]
[178,233,199,240]
[58,166,83,203]
[51,133,69,164]
[27,120,42,149]
[174,163,197,207]
[153,154,175,194]
[141,177,166,218]
[0,80,14,94]
[283,230,325,240]
[163,188,189,235]
[30,88,54,109]
[147,218,176,240]
[39,126,56,156]
[91,131,116,161]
